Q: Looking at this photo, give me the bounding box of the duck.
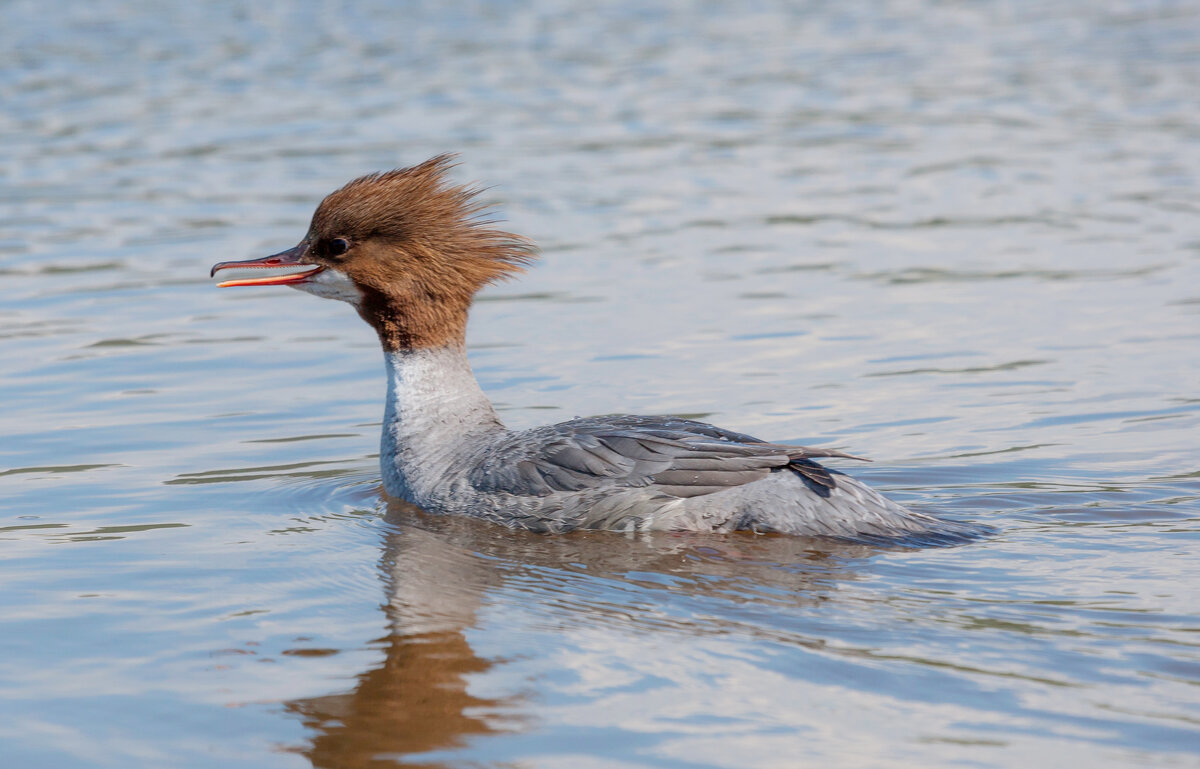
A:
[212,155,983,543]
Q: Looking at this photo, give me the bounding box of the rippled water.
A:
[3,1,1200,766]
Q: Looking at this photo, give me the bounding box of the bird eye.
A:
[327,238,350,257]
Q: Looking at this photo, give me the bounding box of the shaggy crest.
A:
[303,155,538,350]
[310,154,537,290]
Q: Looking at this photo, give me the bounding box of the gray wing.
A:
[468,415,867,499]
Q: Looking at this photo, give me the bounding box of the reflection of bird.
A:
[285,629,496,769]
[286,502,881,769]
[213,156,983,543]
[285,509,502,769]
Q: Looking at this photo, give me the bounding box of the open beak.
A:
[210,244,324,287]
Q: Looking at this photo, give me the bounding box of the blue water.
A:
[3,1,1199,767]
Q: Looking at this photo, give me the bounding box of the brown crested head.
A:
[301,155,536,351]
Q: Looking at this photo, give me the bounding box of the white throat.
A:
[291,267,363,305]
[380,346,502,502]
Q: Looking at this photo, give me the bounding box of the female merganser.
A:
[212,156,982,543]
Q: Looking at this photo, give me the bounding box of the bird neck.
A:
[380,345,503,501]
[357,283,474,352]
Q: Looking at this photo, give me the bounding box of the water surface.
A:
[2,1,1199,767]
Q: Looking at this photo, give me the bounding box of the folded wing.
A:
[469,415,866,499]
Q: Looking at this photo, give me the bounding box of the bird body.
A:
[212,156,983,544]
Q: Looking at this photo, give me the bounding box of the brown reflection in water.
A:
[287,500,880,768]
[286,630,495,769]
[286,502,507,769]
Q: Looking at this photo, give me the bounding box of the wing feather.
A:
[468,415,867,500]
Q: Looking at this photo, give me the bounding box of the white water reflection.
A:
[279,501,1200,768]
